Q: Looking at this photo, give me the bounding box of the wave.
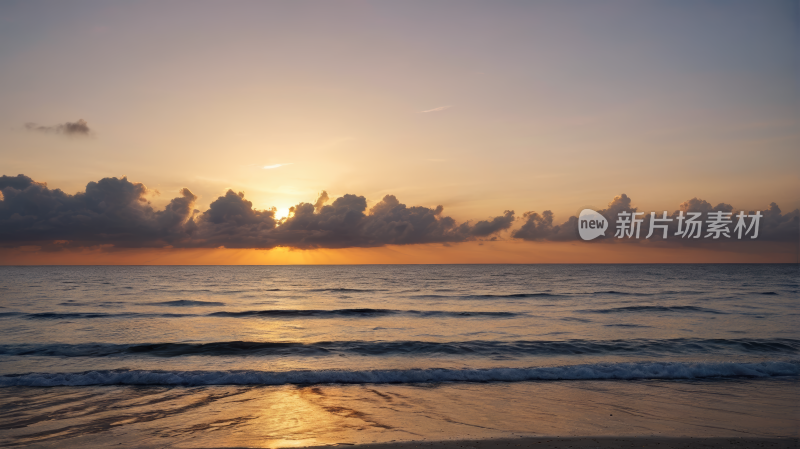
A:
[209,309,520,318]
[410,293,561,300]
[14,309,520,320]
[410,291,718,300]
[604,324,651,328]
[147,300,226,306]
[2,338,797,358]
[2,360,797,387]
[579,305,726,314]
[307,288,388,293]
[590,291,653,296]
[561,317,591,323]
[23,312,197,319]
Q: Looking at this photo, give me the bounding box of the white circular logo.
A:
[578,209,608,240]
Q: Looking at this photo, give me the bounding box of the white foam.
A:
[2,360,797,387]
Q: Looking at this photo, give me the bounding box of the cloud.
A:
[263,163,293,169]
[313,191,330,212]
[418,105,453,113]
[186,190,278,248]
[0,174,181,248]
[24,119,91,136]
[0,174,515,250]
[243,194,514,249]
[470,210,516,237]
[3,175,794,251]
[512,194,799,245]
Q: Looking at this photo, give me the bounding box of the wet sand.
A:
[1,379,796,448]
[303,437,799,449]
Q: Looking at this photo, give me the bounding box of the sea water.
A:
[0,264,797,446]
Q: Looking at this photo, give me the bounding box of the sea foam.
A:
[2,360,797,387]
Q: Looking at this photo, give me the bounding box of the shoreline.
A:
[298,437,800,449]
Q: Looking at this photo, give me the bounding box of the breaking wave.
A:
[2,360,797,387]
[579,305,726,314]
[14,309,521,320]
[147,300,226,307]
[410,293,562,300]
[208,309,520,318]
[2,338,797,358]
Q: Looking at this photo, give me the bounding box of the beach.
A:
[1,376,797,447]
[313,437,799,449]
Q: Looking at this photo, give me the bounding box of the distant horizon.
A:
[2,262,797,266]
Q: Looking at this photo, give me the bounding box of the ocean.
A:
[0,264,797,447]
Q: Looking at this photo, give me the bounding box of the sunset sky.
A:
[1,1,798,264]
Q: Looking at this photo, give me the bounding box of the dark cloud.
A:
[158,188,198,241]
[187,190,278,248]
[513,210,577,241]
[0,174,172,248]
[3,175,794,251]
[469,210,516,237]
[24,119,91,136]
[513,194,799,245]
[253,194,513,249]
[759,202,800,242]
[0,175,515,250]
[0,174,35,191]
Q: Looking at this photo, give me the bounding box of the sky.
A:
[1,0,798,264]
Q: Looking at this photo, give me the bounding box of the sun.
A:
[274,207,292,221]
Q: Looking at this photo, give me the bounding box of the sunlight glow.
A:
[274,207,292,220]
